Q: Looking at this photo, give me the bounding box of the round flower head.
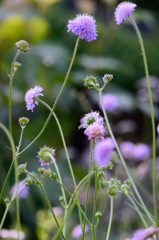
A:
[67,13,97,42]
[124,227,159,240]
[25,85,43,112]
[120,141,135,160]
[94,137,115,166]
[115,1,137,25]
[79,111,104,129]
[84,122,105,140]
[38,146,56,166]
[99,94,118,113]
[11,181,29,199]
[72,224,89,239]
[133,144,150,161]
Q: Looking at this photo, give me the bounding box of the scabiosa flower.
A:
[124,226,159,240]
[115,2,137,25]
[38,146,56,166]
[120,141,135,160]
[79,111,104,129]
[84,122,105,140]
[94,137,115,166]
[72,224,89,239]
[11,181,29,199]
[25,85,43,112]
[99,94,118,113]
[67,13,97,42]
[133,144,150,161]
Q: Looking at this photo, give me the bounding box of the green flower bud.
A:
[17,163,27,175]
[84,75,99,89]
[13,61,22,74]
[43,169,51,178]
[102,74,113,84]
[15,40,30,52]
[95,211,102,219]
[51,172,57,181]
[19,117,29,129]
[108,185,117,196]
[38,168,46,174]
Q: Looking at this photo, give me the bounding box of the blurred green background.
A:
[0,0,159,239]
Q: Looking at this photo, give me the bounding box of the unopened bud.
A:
[84,75,99,89]
[19,117,29,129]
[15,40,30,52]
[17,163,27,175]
[43,169,51,178]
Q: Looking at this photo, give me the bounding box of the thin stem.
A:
[16,128,24,154]
[25,170,65,240]
[92,167,98,240]
[129,15,157,223]
[9,49,21,135]
[82,139,94,240]
[126,194,148,228]
[39,98,83,227]
[99,91,154,224]
[105,197,114,240]
[0,123,20,238]
[52,35,81,110]
[49,154,68,237]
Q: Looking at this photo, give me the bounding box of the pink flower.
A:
[84,122,105,140]
[115,1,137,25]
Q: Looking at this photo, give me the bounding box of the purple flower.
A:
[124,227,159,240]
[115,2,137,25]
[79,111,104,129]
[11,181,29,199]
[133,144,150,161]
[84,122,105,140]
[94,137,115,166]
[99,94,118,113]
[38,146,56,166]
[120,141,135,160]
[25,85,43,112]
[157,124,159,135]
[67,13,97,42]
[72,224,89,239]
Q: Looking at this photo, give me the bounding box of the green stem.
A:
[129,15,157,223]
[0,123,20,238]
[49,154,68,237]
[25,170,65,240]
[38,98,83,228]
[9,49,21,135]
[99,91,154,224]
[105,197,113,240]
[92,167,98,240]
[16,128,24,154]
[82,139,93,240]
[126,193,148,228]
[52,35,80,110]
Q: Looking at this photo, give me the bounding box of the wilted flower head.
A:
[11,181,29,199]
[25,85,43,112]
[99,94,118,113]
[79,111,104,129]
[72,224,89,239]
[124,226,159,240]
[84,122,105,140]
[115,1,137,25]
[120,141,135,160]
[133,144,150,161]
[94,137,115,166]
[38,146,56,166]
[67,13,97,42]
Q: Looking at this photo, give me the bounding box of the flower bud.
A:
[15,40,30,52]
[17,163,27,175]
[19,117,29,129]
[43,169,51,178]
[102,74,113,84]
[13,61,22,75]
[51,172,57,181]
[108,185,117,196]
[95,211,102,219]
[84,75,99,89]
[38,168,46,174]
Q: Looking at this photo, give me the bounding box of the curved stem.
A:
[129,15,157,223]
[82,139,93,240]
[25,170,65,240]
[0,123,20,237]
[99,91,154,224]
[126,193,148,228]
[38,98,83,227]
[16,128,24,154]
[49,154,68,237]
[9,49,21,135]
[92,167,98,240]
[105,197,113,240]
